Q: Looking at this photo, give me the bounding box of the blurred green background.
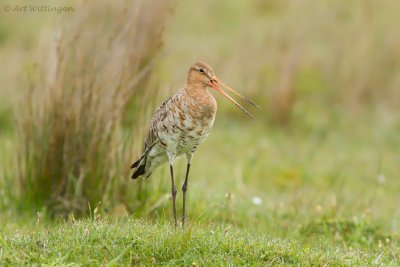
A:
[0,0,399,248]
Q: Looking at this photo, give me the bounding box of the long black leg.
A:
[170,164,178,227]
[182,163,191,228]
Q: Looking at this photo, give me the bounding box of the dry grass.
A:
[251,1,400,120]
[14,0,172,216]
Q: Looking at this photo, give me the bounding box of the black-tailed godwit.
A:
[131,61,259,227]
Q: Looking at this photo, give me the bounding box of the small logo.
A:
[4,5,11,12]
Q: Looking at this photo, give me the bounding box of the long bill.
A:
[210,79,254,119]
[213,78,261,110]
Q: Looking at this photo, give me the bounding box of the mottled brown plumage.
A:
[130,61,259,227]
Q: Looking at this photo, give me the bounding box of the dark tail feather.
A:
[131,164,146,179]
[130,158,141,169]
[131,155,147,179]
[131,141,158,179]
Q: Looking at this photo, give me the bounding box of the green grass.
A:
[0,216,398,266]
[3,110,399,265]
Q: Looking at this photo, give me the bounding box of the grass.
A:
[11,0,171,216]
[0,215,399,266]
[3,107,399,265]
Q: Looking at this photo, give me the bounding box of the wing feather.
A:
[142,95,173,152]
[131,89,184,179]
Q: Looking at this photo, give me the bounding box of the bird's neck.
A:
[185,84,208,97]
[184,84,217,118]
[184,84,216,109]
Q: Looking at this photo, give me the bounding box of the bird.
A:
[130,61,260,227]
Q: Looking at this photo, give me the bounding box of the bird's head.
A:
[187,61,215,87]
[187,61,260,118]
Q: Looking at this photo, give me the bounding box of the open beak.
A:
[213,78,261,110]
[209,77,258,119]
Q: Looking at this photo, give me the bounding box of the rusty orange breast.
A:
[184,86,217,122]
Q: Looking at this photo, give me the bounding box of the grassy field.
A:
[1,0,400,265]
[0,216,399,265]
[1,113,399,265]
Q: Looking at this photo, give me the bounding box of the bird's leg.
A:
[182,163,191,228]
[169,164,178,228]
[182,153,193,228]
[166,150,177,227]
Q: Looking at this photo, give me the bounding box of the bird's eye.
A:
[199,68,204,73]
